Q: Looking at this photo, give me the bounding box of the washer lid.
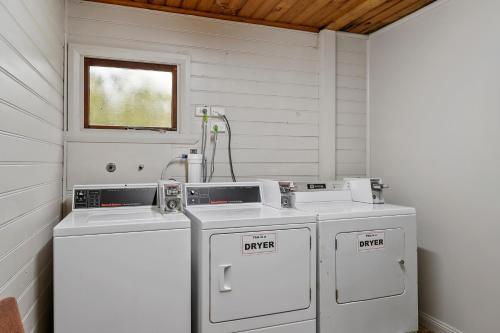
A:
[295,201,415,221]
[185,204,316,229]
[54,207,190,237]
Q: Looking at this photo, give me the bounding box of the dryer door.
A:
[210,227,311,323]
[335,228,406,304]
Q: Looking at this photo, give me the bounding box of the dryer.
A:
[293,181,418,333]
[54,183,190,333]
[184,182,317,333]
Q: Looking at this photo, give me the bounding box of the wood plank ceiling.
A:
[86,0,435,34]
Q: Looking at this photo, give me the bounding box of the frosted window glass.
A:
[89,66,173,128]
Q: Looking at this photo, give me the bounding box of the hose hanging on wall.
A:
[197,112,236,183]
[200,113,209,182]
[160,155,187,180]
[208,127,218,182]
[222,115,236,182]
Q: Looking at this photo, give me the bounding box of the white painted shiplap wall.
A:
[65,0,320,190]
[336,33,368,178]
[65,0,367,191]
[0,0,65,332]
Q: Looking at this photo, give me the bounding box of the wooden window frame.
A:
[83,57,178,131]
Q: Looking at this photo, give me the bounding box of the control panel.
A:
[344,178,389,204]
[294,181,344,192]
[158,181,183,214]
[73,185,157,209]
[278,181,295,208]
[185,184,261,206]
[370,178,388,204]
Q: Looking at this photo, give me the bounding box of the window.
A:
[84,58,177,131]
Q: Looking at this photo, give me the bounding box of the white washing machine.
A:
[293,183,418,333]
[184,182,317,333]
[54,183,190,333]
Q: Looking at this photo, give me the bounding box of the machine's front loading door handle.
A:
[219,264,232,292]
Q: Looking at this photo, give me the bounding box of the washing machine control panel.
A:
[185,184,261,206]
[158,181,183,214]
[293,181,344,192]
[73,186,158,209]
[278,181,296,208]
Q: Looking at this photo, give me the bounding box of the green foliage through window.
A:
[85,58,176,130]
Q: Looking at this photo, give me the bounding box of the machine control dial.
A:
[158,181,183,214]
[167,199,178,210]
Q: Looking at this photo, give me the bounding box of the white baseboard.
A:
[419,312,463,333]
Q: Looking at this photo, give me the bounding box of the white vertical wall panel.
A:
[318,30,336,180]
[336,33,368,178]
[0,1,64,333]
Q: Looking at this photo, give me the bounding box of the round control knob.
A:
[167,199,178,210]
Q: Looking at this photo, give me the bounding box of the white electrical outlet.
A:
[195,105,210,117]
[211,106,225,117]
[211,120,226,133]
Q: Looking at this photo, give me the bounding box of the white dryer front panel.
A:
[335,228,406,303]
[316,214,418,333]
[209,228,311,323]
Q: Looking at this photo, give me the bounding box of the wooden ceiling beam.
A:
[326,0,387,30]
[86,0,319,31]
